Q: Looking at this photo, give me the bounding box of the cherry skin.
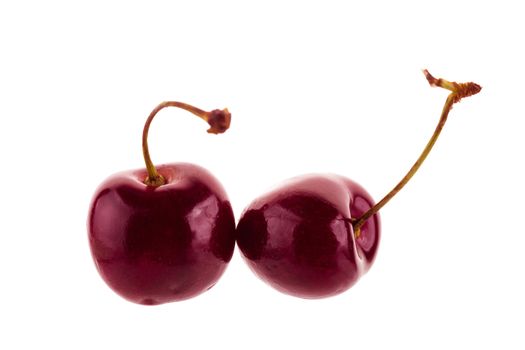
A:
[237,174,380,298]
[236,70,481,299]
[87,102,235,305]
[89,163,235,305]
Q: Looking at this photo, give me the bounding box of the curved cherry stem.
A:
[142,101,231,187]
[352,70,481,237]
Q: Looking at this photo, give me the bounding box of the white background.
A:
[1,1,524,349]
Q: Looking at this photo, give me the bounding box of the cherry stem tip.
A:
[423,69,482,103]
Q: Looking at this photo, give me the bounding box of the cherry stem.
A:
[352,70,481,238]
[142,101,232,187]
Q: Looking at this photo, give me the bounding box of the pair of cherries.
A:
[88,71,481,305]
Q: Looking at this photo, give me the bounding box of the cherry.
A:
[236,70,481,299]
[88,102,235,305]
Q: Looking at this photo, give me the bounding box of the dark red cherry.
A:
[236,70,481,299]
[237,174,380,298]
[89,163,235,304]
[88,102,235,305]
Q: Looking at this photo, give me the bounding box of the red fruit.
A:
[237,174,380,298]
[236,70,481,299]
[88,102,235,305]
